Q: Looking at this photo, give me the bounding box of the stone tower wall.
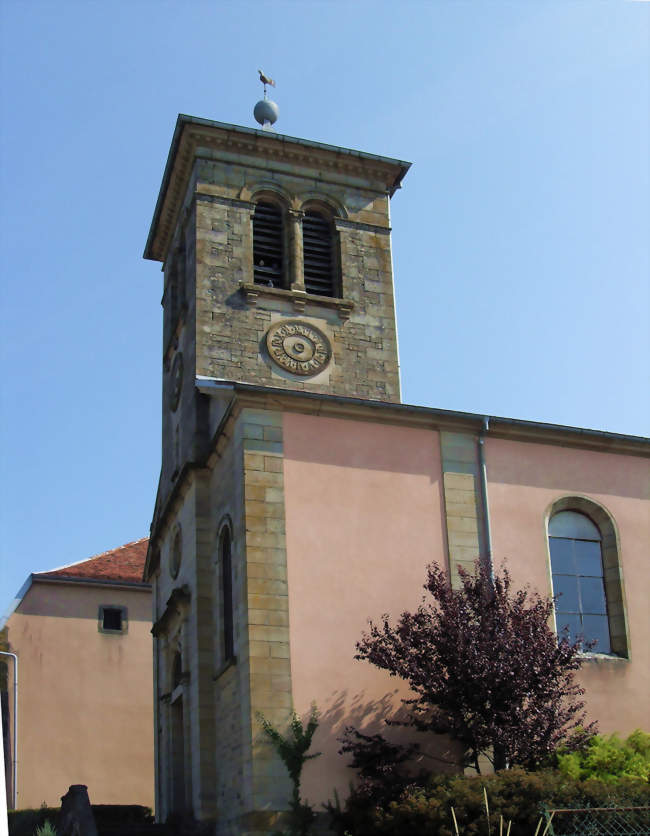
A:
[192,157,401,403]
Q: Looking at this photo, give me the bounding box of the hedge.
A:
[331,768,650,835]
[8,805,154,836]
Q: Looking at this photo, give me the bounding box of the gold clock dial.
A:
[266,320,331,377]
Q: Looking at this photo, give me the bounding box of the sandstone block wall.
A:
[192,158,401,404]
[239,409,294,821]
[439,431,486,586]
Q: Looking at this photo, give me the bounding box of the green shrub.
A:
[330,768,650,835]
[259,704,321,836]
[34,822,57,836]
[9,804,154,836]
[8,808,59,836]
[557,729,650,782]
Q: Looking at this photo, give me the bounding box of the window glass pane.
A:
[549,511,601,540]
[102,608,122,631]
[552,575,580,611]
[556,613,581,645]
[582,615,611,654]
[575,540,603,576]
[580,577,607,614]
[549,538,575,574]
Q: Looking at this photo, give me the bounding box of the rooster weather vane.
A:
[258,69,276,98]
[254,70,279,129]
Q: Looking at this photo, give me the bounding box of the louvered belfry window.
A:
[253,201,284,287]
[303,210,335,297]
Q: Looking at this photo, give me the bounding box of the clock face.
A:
[170,352,183,412]
[265,320,331,377]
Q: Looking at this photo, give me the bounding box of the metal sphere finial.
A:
[254,98,279,128]
[255,69,279,129]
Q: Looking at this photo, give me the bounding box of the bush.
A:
[330,768,650,835]
[337,727,422,802]
[34,823,57,836]
[557,729,650,782]
[258,704,321,836]
[9,808,59,836]
[9,805,154,836]
[92,804,154,829]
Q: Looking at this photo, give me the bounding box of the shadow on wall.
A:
[484,438,648,500]
[15,584,151,621]
[301,688,461,806]
[283,413,442,478]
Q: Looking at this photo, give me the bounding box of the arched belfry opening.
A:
[253,200,285,288]
[302,208,337,297]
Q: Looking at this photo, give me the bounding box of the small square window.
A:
[99,606,127,634]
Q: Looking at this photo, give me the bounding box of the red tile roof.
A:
[36,538,149,584]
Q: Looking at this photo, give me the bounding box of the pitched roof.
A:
[36,538,149,585]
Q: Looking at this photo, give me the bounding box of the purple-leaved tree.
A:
[355,561,595,772]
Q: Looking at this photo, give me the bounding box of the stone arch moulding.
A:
[214,513,234,555]
[544,494,630,659]
[240,181,294,206]
[299,193,348,220]
[214,514,236,667]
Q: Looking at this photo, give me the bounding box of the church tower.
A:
[145,114,409,496]
[143,111,410,831]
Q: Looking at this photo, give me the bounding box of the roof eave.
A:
[195,378,650,453]
[32,575,151,591]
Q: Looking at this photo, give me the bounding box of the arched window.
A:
[253,201,284,287]
[171,650,183,690]
[170,525,182,579]
[220,526,234,661]
[548,510,611,653]
[302,209,336,297]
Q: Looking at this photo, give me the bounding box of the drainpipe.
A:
[477,417,494,581]
[0,650,18,809]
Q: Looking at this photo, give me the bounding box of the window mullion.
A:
[289,209,305,292]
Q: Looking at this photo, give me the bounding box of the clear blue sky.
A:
[1,1,648,612]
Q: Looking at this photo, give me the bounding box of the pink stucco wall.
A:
[283,413,649,805]
[6,581,154,809]
[283,413,449,804]
[485,437,650,734]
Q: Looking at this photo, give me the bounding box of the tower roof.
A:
[144,114,411,263]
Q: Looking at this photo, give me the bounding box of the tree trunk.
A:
[493,744,507,772]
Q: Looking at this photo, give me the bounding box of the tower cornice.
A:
[144,114,411,263]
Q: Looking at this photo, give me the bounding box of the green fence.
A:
[543,805,650,836]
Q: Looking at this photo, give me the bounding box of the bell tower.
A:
[146,114,409,398]
[144,109,411,828]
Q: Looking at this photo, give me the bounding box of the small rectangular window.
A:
[99,606,127,634]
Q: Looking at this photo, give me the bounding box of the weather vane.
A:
[254,70,279,130]
[258,69,276,99]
